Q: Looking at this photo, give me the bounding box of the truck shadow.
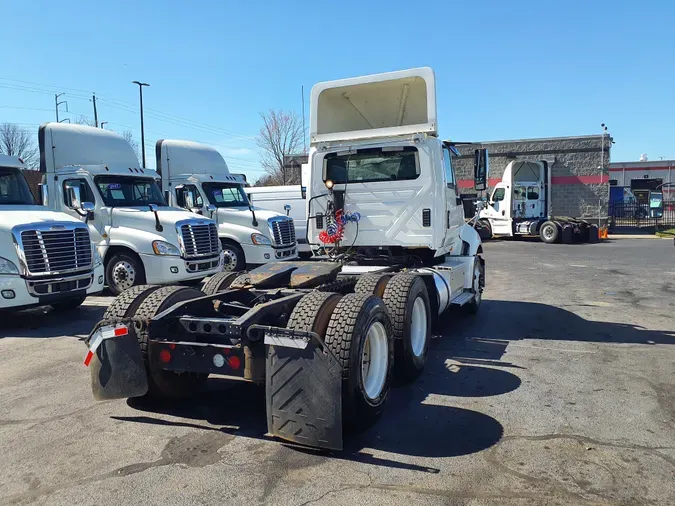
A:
[119,359,511,471]
[0,304,107,339]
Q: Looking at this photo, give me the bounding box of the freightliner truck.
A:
[83,67,488,451]
[0,154,104,311]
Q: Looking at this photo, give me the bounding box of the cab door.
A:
[442,145,463,249]
[487,183,512,236]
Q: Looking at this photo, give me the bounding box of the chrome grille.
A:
[20,227,92,275]
[269,218,296,247]
[181,223,219,258]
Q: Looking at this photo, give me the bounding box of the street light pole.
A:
[132,81,150,167]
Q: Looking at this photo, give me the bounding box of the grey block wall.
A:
[455,135,610,221]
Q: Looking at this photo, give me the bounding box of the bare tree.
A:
[74,115,96,127]
[121,130,141,162]
[0,123,39,169]
[256,109,305,185]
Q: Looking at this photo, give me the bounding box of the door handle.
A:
[501,210,505,216]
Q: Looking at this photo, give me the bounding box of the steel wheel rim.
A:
[112,261,136,291]
[222,248,238,271]
[361,321,388,400]
[410,296,427,357]
[543,225,554,241]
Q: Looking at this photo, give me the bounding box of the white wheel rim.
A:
[222,248,239,271]
[112,261,136,291]
[410,296,427,357]
[543,225,554,241]
[361,321,389,400]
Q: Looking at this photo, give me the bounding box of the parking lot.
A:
[1,238,674,506]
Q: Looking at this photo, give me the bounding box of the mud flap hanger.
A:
[253,324,344,451]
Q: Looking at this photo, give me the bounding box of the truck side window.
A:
[443,147,455,189]
[527,186,539,200]
[62,179,95,208]
[492,188,505,202]
[176,185,203,208]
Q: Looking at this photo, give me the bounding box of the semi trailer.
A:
[0,154,104,311]
[478,159,599,243]
[155,139,299,271]
[38,123,224,295]
[83,67,488,451]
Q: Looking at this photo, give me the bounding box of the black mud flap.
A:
[88,325,148,401]
[265,327,343,451]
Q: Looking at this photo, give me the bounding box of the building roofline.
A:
[476,134,609,144]
[610,160,675,168]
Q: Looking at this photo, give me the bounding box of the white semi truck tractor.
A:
[155,139,298,271]
[478,159,599,243]
[82,67,488,451]
[0,154,104,311]
[38,123,223,295]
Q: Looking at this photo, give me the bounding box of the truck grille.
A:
[181,223,219,258]
[269,218,296,247]
[20,227,92,275]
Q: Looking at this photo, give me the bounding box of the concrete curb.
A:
[607,234,669,239]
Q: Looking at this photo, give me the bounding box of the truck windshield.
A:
[202,182,250,208]
[94,176,166,207]
[324,146,419,184]
[0,167,36,205]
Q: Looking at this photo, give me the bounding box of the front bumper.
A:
[140,252,223,284]
[242,243,298,265]
[0,263,105,310]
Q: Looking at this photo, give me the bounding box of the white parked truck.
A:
[38,123,223,295]
[155,139,298,270]
[245,163,311,256]
[478,159,599,243]
[82,67,487,451]
[0,154,104,311]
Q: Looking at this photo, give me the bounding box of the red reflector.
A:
[223,348,230,355]
[169,343,176,350]
[228,356,241,370]
[84,350,94,367]
[114,327,128,337]
[159,349,171,364]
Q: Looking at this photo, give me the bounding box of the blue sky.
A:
[0,0,673,174]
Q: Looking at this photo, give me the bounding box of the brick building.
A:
[454,135,610,220]
[609,159,675,203]
[21,170,42,201]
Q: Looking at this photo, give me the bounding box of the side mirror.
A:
[81,202,95,212]
[66,184,82,210]
[148,204,158,212]
[284,204,291,216]
[474,148,489,191]
[206,204,216,214]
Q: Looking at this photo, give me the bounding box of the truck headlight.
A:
[0,256,20,275]
[152,240,181,256]
[251,233,272,246]
[92,244,102,266]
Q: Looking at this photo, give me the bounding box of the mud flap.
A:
[265,327,343,451]
[86,323,148,401]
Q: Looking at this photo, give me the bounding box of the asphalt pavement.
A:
[1,238,674,506]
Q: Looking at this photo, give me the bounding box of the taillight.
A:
[159,349,172,364]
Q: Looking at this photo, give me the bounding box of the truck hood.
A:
[0,205,84,233]
[109,206,214,233]
[216,206,289,233]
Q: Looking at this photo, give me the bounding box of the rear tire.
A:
[106,252,147,296]
[324,293,394,429]
[221,240,246,272]
[103,284,160,321]
[382,274,431,381]
[287,291,343,337]
[132,286,209,398]
[50,295,86,312]
[202,271,244,296]
[539,221,559,244]
[561,224,574,244]
[354,274,392,298]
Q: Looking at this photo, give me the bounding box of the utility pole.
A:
[132,81,150,167]
[55,93,68,122]
[91,93,99,127]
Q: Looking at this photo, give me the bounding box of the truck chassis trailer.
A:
[85,257,483,451]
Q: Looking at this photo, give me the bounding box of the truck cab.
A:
[306,67,486,267]
[0,154,104,311]
[155,139,298,271]
[39,123,223,295]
